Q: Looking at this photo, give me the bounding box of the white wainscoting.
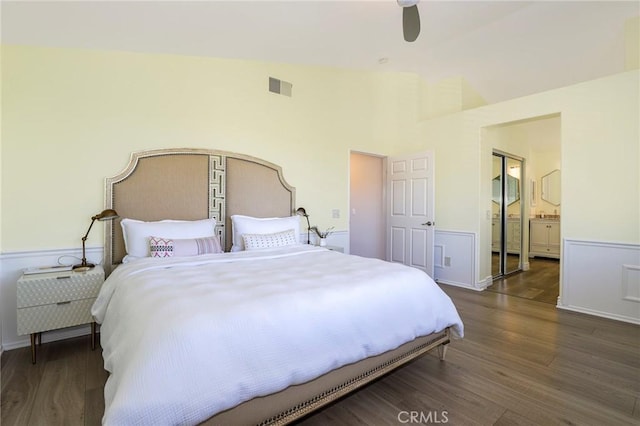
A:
[434,230,482,290]
[560,239,640,324]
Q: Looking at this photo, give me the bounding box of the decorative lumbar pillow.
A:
[230,215,300,251]
[242,229,298,251]
[121,218,217,260]
[149,237,174,257]
[149,236,223,258]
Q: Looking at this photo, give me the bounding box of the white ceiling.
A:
[2,0,638,103]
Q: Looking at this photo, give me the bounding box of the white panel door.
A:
[387,152,435,277]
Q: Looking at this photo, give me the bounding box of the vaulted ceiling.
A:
[2,1,638,103]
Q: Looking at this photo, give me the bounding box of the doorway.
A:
[491,151,523,278]
[349,152,385,260]
[349,151,436,278]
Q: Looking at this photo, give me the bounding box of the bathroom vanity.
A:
[529,218,560,258]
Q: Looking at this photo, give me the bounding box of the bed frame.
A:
[103,148,451,425]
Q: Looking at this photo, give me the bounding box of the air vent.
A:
[269,77,292,97]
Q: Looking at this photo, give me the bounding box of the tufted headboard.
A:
[103,148,295,272]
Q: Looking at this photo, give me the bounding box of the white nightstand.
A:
[17,266,104,363]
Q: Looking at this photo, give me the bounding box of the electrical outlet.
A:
[332,209,340,218]
[444,257,451,267]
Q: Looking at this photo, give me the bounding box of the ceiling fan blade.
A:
[402,4,420,42]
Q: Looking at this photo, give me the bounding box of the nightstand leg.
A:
[30,333,37,364]
[91,322,96,350]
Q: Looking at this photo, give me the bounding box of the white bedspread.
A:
[92,245,463,425]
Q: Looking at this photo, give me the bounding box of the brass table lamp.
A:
[73,209,119,271]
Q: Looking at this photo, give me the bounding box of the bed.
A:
[93,148,464,425]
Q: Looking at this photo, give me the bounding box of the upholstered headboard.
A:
[104,148,295,271]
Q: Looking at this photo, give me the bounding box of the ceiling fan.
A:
[397,0,421,42]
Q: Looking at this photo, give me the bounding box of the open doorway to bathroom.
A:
[485,115,561,304]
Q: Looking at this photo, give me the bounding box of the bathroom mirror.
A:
[492,174,520,206]
[541,169,561,205]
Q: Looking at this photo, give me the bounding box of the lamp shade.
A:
[93,209,119,221]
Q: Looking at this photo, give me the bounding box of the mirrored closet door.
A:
[492,152,523,278]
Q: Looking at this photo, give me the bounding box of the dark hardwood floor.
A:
[2,285,638,425]
[488,256,560,304]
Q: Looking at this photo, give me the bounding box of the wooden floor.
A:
[487,257,560,304]
[1,332,106,426]
[2,285,639,425]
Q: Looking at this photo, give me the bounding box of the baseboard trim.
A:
[557,304,640,325]
[437,280,483,291]
[477,275,493,290]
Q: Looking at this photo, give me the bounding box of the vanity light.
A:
[73,209,119,271]
[295,207,311,244]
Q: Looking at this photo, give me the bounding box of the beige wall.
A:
[1,45,422,252]
[419,71,639,282]
[626,16,640,70]
[419,76,486,121]
[1,45,638,288]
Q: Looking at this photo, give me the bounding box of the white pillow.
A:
[121,218,217,259]
[231,215,300,251]
[242,229,297,251]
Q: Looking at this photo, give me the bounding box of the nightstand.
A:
[17,266,104,363]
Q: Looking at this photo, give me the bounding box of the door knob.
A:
[422,221,434,226]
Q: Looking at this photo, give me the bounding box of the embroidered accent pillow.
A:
[149,237,174,257]
[149,236,223,258]
[242,229,298,251]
